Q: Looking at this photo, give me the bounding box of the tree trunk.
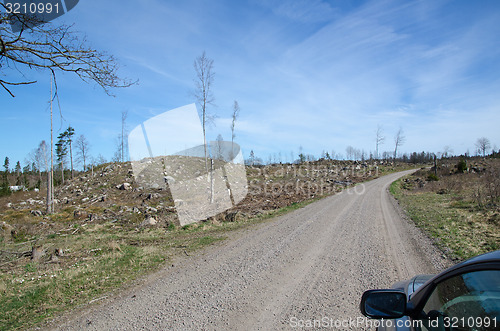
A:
[47,76,54,214]
[46,171,53,213]
[60,161,64,184]
[70,141,73,179]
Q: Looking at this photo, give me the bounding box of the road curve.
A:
[52,170,449,330]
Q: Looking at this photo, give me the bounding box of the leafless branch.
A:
[1,6,136,97]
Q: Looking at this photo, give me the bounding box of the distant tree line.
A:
[0,126,110,196]
[244,135,498,166]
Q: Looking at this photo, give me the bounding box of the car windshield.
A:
[421,270,500,331]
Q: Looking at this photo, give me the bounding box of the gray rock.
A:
[146,207,158,214]
[140,217,157,227]
[117,183,132,190]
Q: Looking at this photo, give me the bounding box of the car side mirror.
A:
[360,290,407,319]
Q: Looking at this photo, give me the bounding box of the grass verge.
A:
[390,177,499,261]
[0,195,320,330]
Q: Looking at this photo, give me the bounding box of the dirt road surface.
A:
[51,170,449,330]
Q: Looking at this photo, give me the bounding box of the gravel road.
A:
[51,170,450,330]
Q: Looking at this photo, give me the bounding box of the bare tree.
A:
[0,5,134,97]
[298,146,305,163]
[248,150,255,166]
[33,140,52,213]
[230,100,240,158]
[375,125,385,159]
[2,6,134,213]
[96,154,107,165]
[26,140,49,185]
[475,137,491,157]
[119,110,128,162]
[354,148,362,161]
[346,146,355,160]
[215,134,224,160]
[75,134,90,170]
[113,111,128,163]
[48,78,54,213]
[393,128,406,160]
[442,145,453,158]
[193,51,215,174]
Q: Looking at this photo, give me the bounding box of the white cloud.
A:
[254,0,337,23]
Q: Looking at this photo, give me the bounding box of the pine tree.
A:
[1,157,10,196]
[15,161,22,185]
[66,127,75,179]
[3,157,9,173]
[23,164,30,188]
[55,134,68,184]
[15,161,21,175]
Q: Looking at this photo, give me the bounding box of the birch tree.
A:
[230,100,240,159]
[475,137,491,157]
[75,134,90,170]
[193,51,215,173]
[393,128,406,160]
[375,125,385,159]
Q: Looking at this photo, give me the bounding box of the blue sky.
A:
[1,0,500,168]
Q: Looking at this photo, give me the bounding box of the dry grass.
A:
[391,157,500,261]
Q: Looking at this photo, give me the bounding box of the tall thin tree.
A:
[120,111,128,162]
[65,126,75,178]
[3,157,9,173]
[48,76,54,213]
[393,128,406,160]
[193,51,215,174]
[75,134,90,170]
[230,100,240,159]
[475,137,491,157]
[55,132,68,184]
[375,125,385,159]
[38,141,49,188]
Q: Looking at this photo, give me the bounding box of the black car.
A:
[360,250,500,330]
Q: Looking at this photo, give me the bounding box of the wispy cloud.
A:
[2,0,499,165]
[254,0,337,23]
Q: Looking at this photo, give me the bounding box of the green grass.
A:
[390,177,499,261]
